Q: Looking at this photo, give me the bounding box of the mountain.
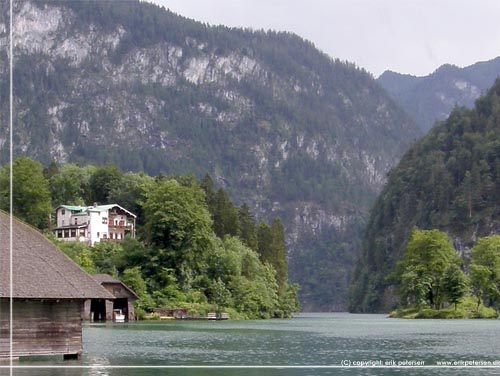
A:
[0,0,421,310]
[350,79,500,312]
[378,57,500,133]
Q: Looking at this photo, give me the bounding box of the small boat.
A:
[113,309,125,322]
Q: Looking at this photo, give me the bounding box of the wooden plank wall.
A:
[0,299,83,359]
[127,300,135,321]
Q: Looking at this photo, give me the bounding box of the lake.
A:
[3,313,500,375]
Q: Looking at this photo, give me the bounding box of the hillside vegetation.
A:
[0,0,421,310]
[350,79,500,312]
[0,158,298,319]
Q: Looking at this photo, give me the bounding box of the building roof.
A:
[56,204,136,218]
[92,274,139,299]
[0,211,114,299]
[58,205,87,212]
[92,274,121,284]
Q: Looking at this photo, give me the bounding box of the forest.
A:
[350,79,500,313]
[0,158,299,319]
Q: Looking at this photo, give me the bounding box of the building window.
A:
[71,229,76,237]
[97,232,100,238]
[102,217,108,224]
[64,230,70,238]
[57,230,63,238]
[62,209,65,215]
[74,218,78,225]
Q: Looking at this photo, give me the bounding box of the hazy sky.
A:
[148,0,500,77]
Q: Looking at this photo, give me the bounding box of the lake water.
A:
[3,313,500,375]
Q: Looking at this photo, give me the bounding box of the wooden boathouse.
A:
[0,211,114,360]
[89,274,138,322]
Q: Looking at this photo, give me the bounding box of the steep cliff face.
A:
[378,58,500,133]
[0,0,421,310]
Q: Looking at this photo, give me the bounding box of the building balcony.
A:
[108,223,133,230]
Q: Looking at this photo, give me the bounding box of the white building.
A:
[54,204,136,246]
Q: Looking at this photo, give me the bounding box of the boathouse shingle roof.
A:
[0,211,114,299]
[92,274,139,299]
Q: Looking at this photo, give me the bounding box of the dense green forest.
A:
[0,158,299,319]
[350,79,500,313]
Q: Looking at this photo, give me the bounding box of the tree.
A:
[89,164,123,204]
[49,163,89,207]
[270,218,288,294]
[470,235,500,309]
[397,229,460,309]
[213,188,239,238]
[441,264,469,310]
[142,178,215,286]
[257,222,273,263]
[200,173,216,215]
[257,220,289,294]
[399,265,432,308]
[0,158,52,229]
[238,203,257,251]
[108,171,154,226]
[121,267,155,313]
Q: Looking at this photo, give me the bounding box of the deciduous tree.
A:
[0,157,52,229]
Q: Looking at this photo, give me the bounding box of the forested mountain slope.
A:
[378,57,500,133]
[350,79,500,312]
[0,0,420,310]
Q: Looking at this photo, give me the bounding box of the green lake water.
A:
[3,313,500,375]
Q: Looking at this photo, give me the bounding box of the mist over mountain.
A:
[378,57,500,133]
[0,0,421,310]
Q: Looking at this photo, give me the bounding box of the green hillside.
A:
[350,79,500,312]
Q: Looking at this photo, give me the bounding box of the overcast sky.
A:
[148,0,500,78]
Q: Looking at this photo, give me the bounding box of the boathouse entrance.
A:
[90,274,139,321]
[90,299,107,321]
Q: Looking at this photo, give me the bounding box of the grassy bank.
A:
[390,298,499,319]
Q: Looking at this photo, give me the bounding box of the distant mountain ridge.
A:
[0,0,420,310]
[378,57,500,132]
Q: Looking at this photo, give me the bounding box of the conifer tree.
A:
[213,188,239,238]
[270,218,288,293]
[238,203,257,251]
[257,222,273,263]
